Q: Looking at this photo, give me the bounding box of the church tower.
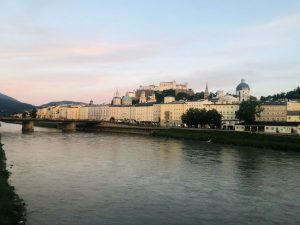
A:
[236,79,250,102]
[204,83,209,99]
[112,89,121,105]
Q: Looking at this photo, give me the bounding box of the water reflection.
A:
[1,123,300,225]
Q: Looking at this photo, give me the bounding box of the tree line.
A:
[260,87,300,102]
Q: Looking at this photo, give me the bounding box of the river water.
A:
[0,122,300,225]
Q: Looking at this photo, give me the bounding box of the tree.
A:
[155,89,176,103]
[181,108,200,127]
[31,108,37,118]
[132,99,139,105]
[22,111,28,118]
[181,108,221,128]
[235,100,263,123]
[175,92,191,101]
[206,109,222,128]
[192,92,204,101]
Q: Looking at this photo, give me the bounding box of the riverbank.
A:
[151,129,300,151]
[0,139,26,225]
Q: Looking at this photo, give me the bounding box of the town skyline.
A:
[1,1,300,105]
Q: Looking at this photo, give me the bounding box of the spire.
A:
[115,88,119,97]
[204,82,209,99]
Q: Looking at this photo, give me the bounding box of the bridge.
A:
[0,118,102,132]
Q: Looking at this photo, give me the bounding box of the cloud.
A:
[244,14,300,33]
[0,39,183,66]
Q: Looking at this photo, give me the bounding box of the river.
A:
[0,122,300,225]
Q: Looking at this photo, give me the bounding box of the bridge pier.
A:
[61,122,76,132]
[22,121,34,132]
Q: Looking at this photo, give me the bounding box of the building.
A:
[160,101,186,127]
[147,93,157,103]
[122,95,133,105]
[208,103,240,129]
[127,91,136,98]
[66,106,80,120]
[186,99,211,111]
[217,93,239,104]
[89,105,110,120]
[133,103,160,123]
[79,106,89,120]
[139,80,188,92]
[287,99,300,111]
[139,91,147,104]
[164,96,176,103]
[256,102,287,122]
[37,107,51,119]
[112,89,121,106]
[287,111,300,122]
[287,100,300,122]
[204,83,209,99]
[185,100,239,129]
[236,79,250,102]
[235,122,300,135]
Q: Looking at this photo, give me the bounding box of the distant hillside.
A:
[260,87,300,101]
[39,101,86,108]
[0,92,34,116]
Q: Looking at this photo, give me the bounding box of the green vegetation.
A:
[30,108,37,118]
[0,143,25,225]
[151,129,300,151]
[260,87,300,101]
[154,89,215,103]
[181,108,222,128]
[235,100,263,123]
[155,89,176,103]
[175,92,191,101]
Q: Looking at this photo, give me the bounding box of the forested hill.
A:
[260,87,300,101]
[0,92,34,116]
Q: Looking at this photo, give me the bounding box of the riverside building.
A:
[287,100,300,122]
[256,102,287,122]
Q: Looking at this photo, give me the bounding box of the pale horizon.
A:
[1,1,300,105]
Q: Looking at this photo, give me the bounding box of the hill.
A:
[0,93,34,116]
[260,87,300,101]
[39,101,86,108]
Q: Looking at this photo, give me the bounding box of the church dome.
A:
[236,79,250,91]
[122,96,132,101]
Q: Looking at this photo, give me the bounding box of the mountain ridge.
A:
[39,101,87,108]
[0,92,34,116]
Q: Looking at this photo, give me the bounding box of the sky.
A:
[0,0,300,105]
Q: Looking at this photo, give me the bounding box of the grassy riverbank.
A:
[151,129,300,151]
[0,143,26,225]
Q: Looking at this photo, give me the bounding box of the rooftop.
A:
[236,79,250,91]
